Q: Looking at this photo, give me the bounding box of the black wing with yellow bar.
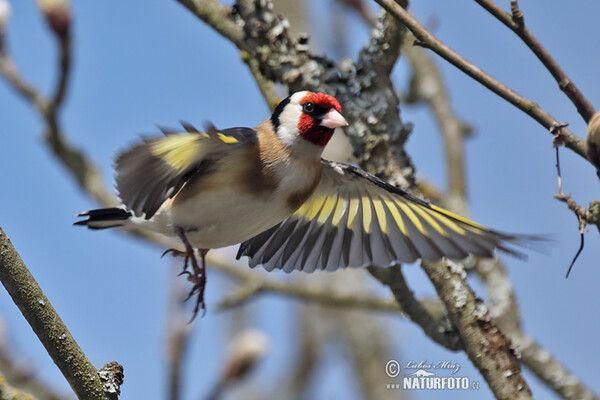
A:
[115,125,257,219]
[237,160,523,272]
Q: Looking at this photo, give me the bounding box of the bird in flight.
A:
[76,91,524,318]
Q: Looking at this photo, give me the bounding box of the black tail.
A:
[74,207,132,230]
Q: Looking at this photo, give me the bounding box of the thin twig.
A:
[51,37,71,107]
[0,43,115,209]
[0,49,47,110]
[556,146,563,193]
[373,0,588,159]
[552,192,592,278]
[474,0,596,122]
[565,223,585,279]
[551,123,595,278]
[510,0,524,26]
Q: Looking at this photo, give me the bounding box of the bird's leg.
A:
[193,249,208,319]
[174,230,208,320]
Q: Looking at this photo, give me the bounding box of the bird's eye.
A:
[302,102,315,113]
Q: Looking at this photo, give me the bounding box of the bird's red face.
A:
[297,92,347,147]
[271,91,348,152]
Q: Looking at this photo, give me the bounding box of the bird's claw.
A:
[172,232,208,322]
[184,277,206,322]
[163,248,192,273]
[177,270,192,278]
[161,248,186,258]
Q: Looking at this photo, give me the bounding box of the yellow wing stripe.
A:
[384,198,408,236]
[217,132,239,144]
[372,198,389,234]
[425,208,466,235]
[331,196,347,226]
[361,196,373,233]
[297,196,326,220]
[150,131,238,170]
[346,197,360,229]
[429,204,489,232]
[408,203,448,237]
[150,135,201,170]
[397,201,428,237]
[317,196,337,224]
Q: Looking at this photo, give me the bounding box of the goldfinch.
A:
[76,91,523,317]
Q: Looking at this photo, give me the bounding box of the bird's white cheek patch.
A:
[277,104,303,148]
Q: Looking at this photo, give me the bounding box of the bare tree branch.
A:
[176,0,416,186]
[421,260,532,400]
[3,1,597,399]
[373,0,588,160]
[401,15,599,395]
[0,33,115,208]
[474,0,596,123]
[0,14,408,349]
[0,226,115,400]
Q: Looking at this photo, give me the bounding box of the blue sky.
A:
[1,1,599,399]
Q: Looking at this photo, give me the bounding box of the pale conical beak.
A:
[320,109,348,129]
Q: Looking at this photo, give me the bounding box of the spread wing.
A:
[237,160,526,272]
[115,124,257,219]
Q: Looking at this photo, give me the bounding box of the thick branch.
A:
[421,260,532,400]
[0,227,113,400]
[374,0,588,160]
[474,0,596,122]
[176,0,416,187]
[413,18,599,394]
